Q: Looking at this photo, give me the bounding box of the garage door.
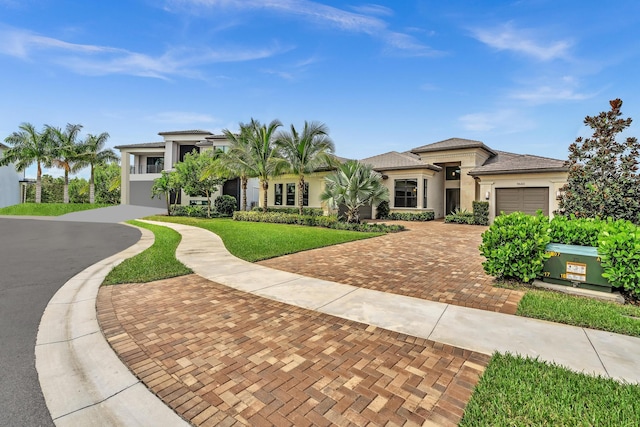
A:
[496,187,549,216]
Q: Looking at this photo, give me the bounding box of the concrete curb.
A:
[35,224,191,427]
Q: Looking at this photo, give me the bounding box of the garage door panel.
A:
[496,187,549,216]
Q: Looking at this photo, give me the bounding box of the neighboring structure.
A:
[0,142,22,208]
[117,132,567,222]
[115,130,259,209]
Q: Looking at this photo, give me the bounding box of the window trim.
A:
[274,183,283,206]
[286,183,296,206]
[394,179,418,208]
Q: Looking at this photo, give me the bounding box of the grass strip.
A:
[517,289,640,337]
[0,202,112,216]
[103,220,192,285]
[146,216,383,262]
[460,352,640,427]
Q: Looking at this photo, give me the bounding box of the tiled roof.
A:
[114,141,165,149]
[411,138,497,156]
[469,150,568,175]
[204,134,231,140]
[158,130,212,136]
[360,151,441,171]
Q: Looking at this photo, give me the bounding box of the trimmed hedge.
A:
[233,211,405,233]
[386,211,435,221]
[599,219,640,297]
[473,201,489,226]
[252,206,325,216]
[214,195,237,217]
[376,201,390,219]
[549,215,603,247]
[445,209,475,224]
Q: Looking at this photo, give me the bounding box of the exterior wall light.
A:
[485,191,490,200]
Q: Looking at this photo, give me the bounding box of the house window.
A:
[146,157,164,174]
[446,166,461,181]
[286,183,296,206]
[423,179,428,208]
[274,184,283,205]
[303,182,309,206]
[394,179,417,208]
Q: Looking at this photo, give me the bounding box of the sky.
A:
[1,0,640,179]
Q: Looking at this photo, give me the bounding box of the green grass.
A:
[103,220,192,285]
[146,215,383,262]
[517,289,640,337]
[0,202,112,216]
[460,352,640,426]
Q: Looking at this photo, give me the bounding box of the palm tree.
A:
[320,160,389,223]
[248,119,289,212]
[151,170,178,216]
[218,124,256,212]
[47,123,83,204]
[75,132,118,203]
[277,121,335,214]
[1,122,55,203]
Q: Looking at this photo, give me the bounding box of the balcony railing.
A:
[130,164,164,174]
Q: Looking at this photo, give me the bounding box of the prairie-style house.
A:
[117,131,568,222]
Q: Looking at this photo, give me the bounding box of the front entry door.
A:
[446,188,460,215]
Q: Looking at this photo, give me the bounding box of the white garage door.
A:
[496,187,549,216]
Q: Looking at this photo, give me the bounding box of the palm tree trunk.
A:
[298,176,305,215]
[241,177,248,211]
[206,190,211,218]
[64,170,69,204]
[36,162,42,203]
[262,180,269,212]
[165,191,171,216]
[89,166,95,204]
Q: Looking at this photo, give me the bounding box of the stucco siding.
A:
[0,154,21,208]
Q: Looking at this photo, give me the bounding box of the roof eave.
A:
[373,164,442,172]
[469,167,569,176]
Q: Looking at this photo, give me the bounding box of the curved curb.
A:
[35,224,191,427]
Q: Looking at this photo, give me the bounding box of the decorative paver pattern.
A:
[98,275,490,426]
[259,221,524,314]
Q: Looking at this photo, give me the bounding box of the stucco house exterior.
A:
[117,131,567,222]
[0,142,22,208]
[115,130,259,209]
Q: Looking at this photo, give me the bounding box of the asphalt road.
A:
[0,218,141,426]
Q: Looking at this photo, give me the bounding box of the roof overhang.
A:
[469,167,569,176]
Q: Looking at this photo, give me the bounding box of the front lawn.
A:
[460,352,640,426]
[0,202,112,216]
[146,215,383,262]
[517,289,640,337]
[103,220,192,285]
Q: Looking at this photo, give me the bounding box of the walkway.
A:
[259,221,523,314]
[96,220,640,424]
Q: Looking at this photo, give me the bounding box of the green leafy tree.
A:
[152,170,178,216]
[174,150,225,217]
[1,122,55,203]
[69,177,90,203]
[25,174,64,203]
[47,123,83,204]
[559,99,640,223]
[277,121,336,214]
[320,160,389,223]
[94,163,121,204]
[75,132,118,203]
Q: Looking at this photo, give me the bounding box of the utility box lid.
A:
[545,243,598,257]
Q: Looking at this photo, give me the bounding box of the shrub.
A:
[445,208,475,224]
[376,201,390,219]
[214,195,237,217]
[172,205,208,218]
[387,211,435,221]
[598,219,640,297]
[252,206,324,216]
[548,215,604,247]
[479,211,551,282]
[233,211,404,233]
[473,201,489,226]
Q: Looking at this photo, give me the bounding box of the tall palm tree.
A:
[1,122,54,203]
[320,160,389,223]
[75,132,118,203]
[277,121,335,214]
[47,123,83,204]
[218,124,256,212]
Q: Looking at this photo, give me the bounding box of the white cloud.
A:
[0,25,287,79]
[509,76,597,104]
[166,0,442,57]
[459,109,535,133]
[471,22,571,61]
[349,4,394,17]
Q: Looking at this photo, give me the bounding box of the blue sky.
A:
[1,0,639,179]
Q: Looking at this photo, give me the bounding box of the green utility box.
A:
[542,243,612,292]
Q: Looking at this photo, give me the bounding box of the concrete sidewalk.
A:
[143,220,640,385]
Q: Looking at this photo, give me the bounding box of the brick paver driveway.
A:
[98,275,489,426]
[259,221,524,314]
